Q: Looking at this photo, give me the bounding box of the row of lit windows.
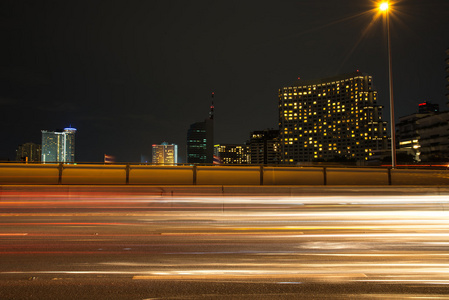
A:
[281,103,373,111]
[281,76,370,89]
[282,125,386,132]
[283,154,373,161]
[283,136,379,145]
[282,81,365,93]
[285,148,373,154]
[283,150,372,157]
[282,89,364,99]
[283,85,361,94]
[188,139,207,143]
[281,94,375,103]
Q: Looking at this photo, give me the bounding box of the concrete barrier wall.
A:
[61,164,127,185]
[196,166,261,185]
[0,163,59,185]
[263,167,324,185]
[392,169,449,185]
[129,166,194,185]
[1,163,449,186]
[326,168,389,185]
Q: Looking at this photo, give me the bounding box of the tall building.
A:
[214,144,250,164]
[249,129,280,165]
[397,102,449,162]
[279,72,388,164]
[15,142,41,162]
[152,142,178,165]
[41,128,76,163]
[446,48,449,100]
[186,100,214,164]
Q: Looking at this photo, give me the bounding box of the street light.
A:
[380,2,389,11]
[379,1,397,168]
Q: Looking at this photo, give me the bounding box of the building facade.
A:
[186,104,214,164]
[152,142,178,165]
[397,102,449,162]
[41,128,76,163]
[418,101,439,114]
[214,144,250,164]
[446,48,449,100]
[396,113,425,162]
[279,72,388,164]
[15,142,41,162]
[249,129,280,165]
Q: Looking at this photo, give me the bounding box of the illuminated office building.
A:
[249,129,280,165]
[152,142,178,165]
[279,72,388,164]
[41,128,76,163]
[397,102,449,162]
[15,142,41,162]
[214,144,250,164]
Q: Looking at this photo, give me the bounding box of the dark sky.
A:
[1,0,448,162]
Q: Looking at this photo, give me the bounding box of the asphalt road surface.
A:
[0,186,448,299]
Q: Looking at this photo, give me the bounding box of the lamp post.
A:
[380,2,397,168]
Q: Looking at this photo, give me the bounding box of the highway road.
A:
[0,186,448,299]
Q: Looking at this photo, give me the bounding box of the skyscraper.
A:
[15,142,41,162]
[41,128,77,163]
[446,48,449,100]
[279,72,388,164]
[186,98,214,164]
[152,142,178,165]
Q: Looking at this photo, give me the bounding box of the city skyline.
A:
[1,0,448,162]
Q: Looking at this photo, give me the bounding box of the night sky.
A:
[1,0,448,163]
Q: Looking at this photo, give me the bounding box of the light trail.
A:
[0,187,448,294]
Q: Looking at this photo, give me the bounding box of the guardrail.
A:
[1,163,448,186]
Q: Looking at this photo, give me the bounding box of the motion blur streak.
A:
[0,187,448,298]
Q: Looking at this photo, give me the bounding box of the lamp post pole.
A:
[381,2,397,168]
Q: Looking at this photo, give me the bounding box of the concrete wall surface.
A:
[0,163,59,185]
[0,163,448,186]
[391,169,449,185]
[326,168,389,185]
[129,165,193,185]
[196,166,261,185]
[61,164,127,185]
[263,167,324,185]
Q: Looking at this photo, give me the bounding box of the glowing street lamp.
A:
[379,2,389,11]
[379,1,397,168]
